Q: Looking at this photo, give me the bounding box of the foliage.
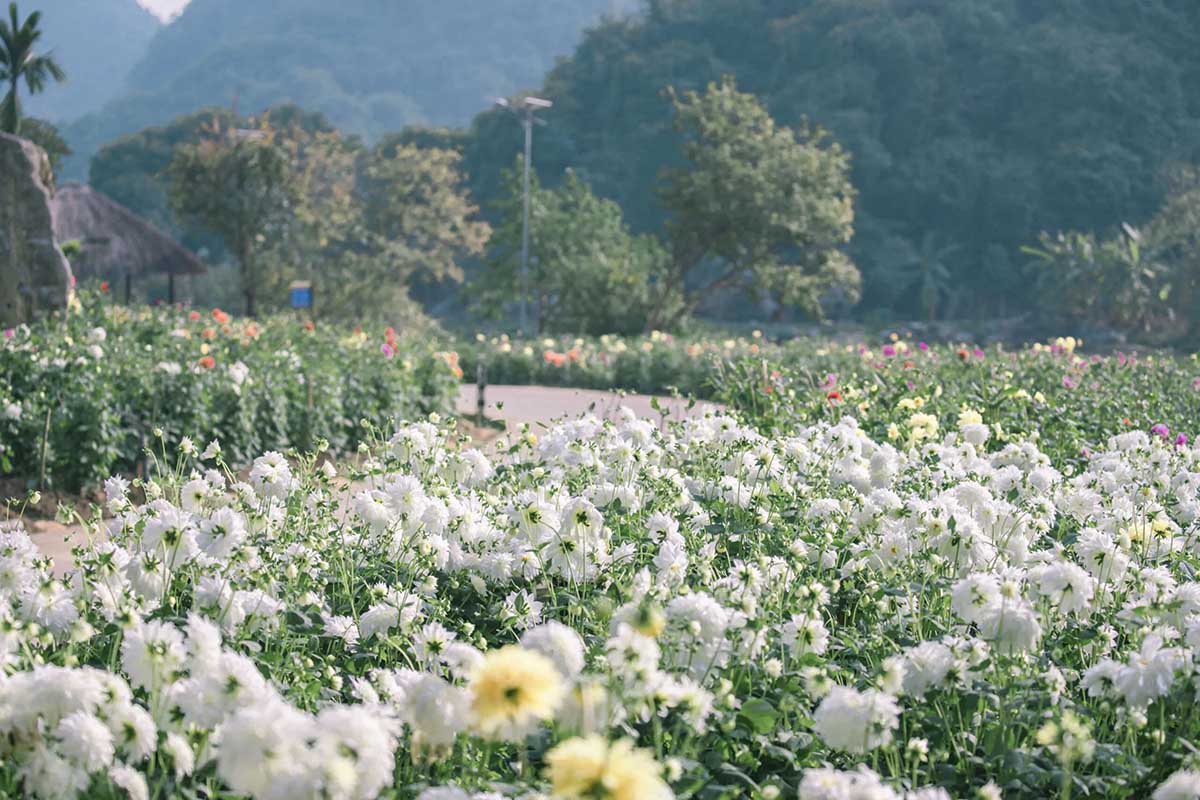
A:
[654,77,858,327]
[1024,164,1200,342]
[1023,228,1164,336]
[17,114,68,171]
[260,126,491,323]
[0,292,460,490]
[476,165,672,335]
[165,116,294,317]
[3,350,1200,797]
[0,2,64,135]
[459,0,1200,320]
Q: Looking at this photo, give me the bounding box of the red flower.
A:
[304,320,315,331]
[826,390,842,404]
[99,281,110,293]
[212,308,231,325]
[198,356,216,369]
[188,311,201,321]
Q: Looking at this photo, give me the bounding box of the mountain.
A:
[456,0,1200,318]
[21,0,160,123]
[61,0,635,177]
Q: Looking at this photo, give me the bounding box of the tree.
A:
[650,77,858,330]
[166,116,293,317]
[19,116,69,171]
[0,2,64,135]
[478,164,674,334]
[261,126,490,323]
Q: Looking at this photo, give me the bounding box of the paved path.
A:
[455,384,715,431]
[26,385,718,574]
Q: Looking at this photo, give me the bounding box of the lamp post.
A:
[496,95,552,334]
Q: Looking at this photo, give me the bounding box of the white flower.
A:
[520,621,586,679]
[55,711,115,772]
[108,763,149,800]
[1153,769,1200,800]
[812,686,900,753]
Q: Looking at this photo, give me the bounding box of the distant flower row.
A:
[0,294,459,490]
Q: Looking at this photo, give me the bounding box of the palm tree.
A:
[0,2,65,136]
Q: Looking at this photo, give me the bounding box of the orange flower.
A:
[212,308,231,325]
[202,327,216,339]
[198,356,216,369]
[827,390,842,404]
[189,311,201,322]
[243,323,259,338]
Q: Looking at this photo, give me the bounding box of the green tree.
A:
[479,164,673,334]
[0,2,64,135]
[651,78,858,330]
[262,127,490,323]
[18,115,68,171]
[166,117,293,317]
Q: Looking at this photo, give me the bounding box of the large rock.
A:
[0,133,73,327]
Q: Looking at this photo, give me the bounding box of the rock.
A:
[0,133,73,327]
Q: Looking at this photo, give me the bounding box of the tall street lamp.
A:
[496,95,552,334]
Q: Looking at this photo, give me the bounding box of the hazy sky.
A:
[137,0,191,21]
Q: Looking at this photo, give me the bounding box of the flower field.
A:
[4,390,1200,798]
[0,295,460,491]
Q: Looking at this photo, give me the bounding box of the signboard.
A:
[289,280,313,310]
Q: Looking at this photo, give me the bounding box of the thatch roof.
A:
[51,183,207,278]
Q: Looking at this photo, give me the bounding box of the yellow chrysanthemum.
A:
[469,645,565,740]
[546,736,673,800]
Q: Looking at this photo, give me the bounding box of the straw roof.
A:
[51,183,207,278]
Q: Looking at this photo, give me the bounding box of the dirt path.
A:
[24,385,718,574]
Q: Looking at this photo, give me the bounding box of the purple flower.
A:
[917,341,929,352]
[1175,433,1188,447]
[882,344,896,357]
[1062,375,1075,389]
[1151,424,1170,439]
[972,348,985,359]
[380,343,395,359]
[2,328,12,339]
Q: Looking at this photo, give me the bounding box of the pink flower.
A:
[1062,375,1075,389]
[2,329,12,339]
[1151,424,1170,439]
[1175,433,1188,447]
[819,373,838,390]
[917,341,929,352]
[972,348,985,359]
[380,343,395,359]
[882,345,896,357]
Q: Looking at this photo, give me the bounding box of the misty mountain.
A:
[21,0,160,123]
[60,0,634,177]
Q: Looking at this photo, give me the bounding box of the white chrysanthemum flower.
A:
[520,621,586,679]
[812,686,900,754]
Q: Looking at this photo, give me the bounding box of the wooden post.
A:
[168,272,176,304]
[476,361,487,427]
[124,272,133,304]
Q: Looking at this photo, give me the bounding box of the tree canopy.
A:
[457,0,1200,319]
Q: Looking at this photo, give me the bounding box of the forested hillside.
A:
[60,0,634,177]
[457,0,1200,318]
[20,0,159,122]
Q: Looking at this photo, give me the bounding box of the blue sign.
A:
[289,282,313,309]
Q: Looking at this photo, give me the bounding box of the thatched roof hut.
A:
[51,183,206,282]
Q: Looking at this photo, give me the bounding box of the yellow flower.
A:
[469,645,565,740]
[546,736,673,800]
[632,604,666,638]
[908,412,939,443]
[887,423,900,440]
[958,408,983,427]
